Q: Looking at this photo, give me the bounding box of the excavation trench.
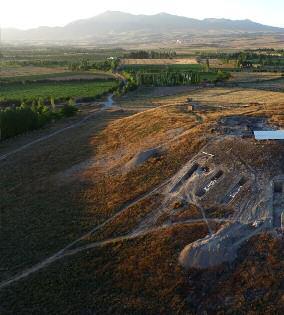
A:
[222,177,247,204]
[170,163,199,193]
[196,170,224,197]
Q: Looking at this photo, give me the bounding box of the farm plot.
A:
[0,70,115,83]
[0,66,68,78]
[0,80,118,103]
[207,59,238,69]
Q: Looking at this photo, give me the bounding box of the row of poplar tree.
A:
[0,101,77,140]
[135,71,201,86]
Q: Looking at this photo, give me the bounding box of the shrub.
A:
[60,104,78,117]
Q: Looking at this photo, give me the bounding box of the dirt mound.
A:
[124,147,162,171]
[179,222,263,269]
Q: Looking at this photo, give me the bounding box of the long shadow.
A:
[0,109,130,283]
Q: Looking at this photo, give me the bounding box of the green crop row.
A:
[0,80,118,105]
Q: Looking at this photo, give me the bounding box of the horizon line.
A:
[2,10,284,31]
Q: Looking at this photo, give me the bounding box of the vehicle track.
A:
[0,108,102,162]
[0,134,252,290]
[0,177,171,290]
[0,217,231,291]
[58,178,172,254]
[0,97,259,290]
[0,89,127,163]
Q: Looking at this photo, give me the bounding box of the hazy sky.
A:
[1,0,283,29]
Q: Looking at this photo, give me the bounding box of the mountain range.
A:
[2,11,284,43]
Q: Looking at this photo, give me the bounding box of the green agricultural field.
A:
[0,79,118,103]
[0,70,115,83]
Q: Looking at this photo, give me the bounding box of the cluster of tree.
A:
[0,101,78,140]
[245,48,284,54]
[200,50,283,59]
[68,58,120,72]
[68,59,91,71]
[199,51,284,69]
[236,52,284,68]
[134,71,201,86]
[93,58,120,71]
[116,72,138,95]
[124,50,177,59]
[215,70,231,81]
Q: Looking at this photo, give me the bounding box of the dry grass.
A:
[121,58,198,65]
[209,58,237,69]
[84,193,164,243]
[237,78,284,92]
[1,85,283,313]
[2,224,280,314]
[229,72,283,83]
[155,203,203,226]
[0,109,131,279]
[187,87,284,107]
[187,234,284,313]
[0,223,209,315]
[0,66,68,77]
[67,87,284,239]
[92,104,201,170]
[1,87,283,276]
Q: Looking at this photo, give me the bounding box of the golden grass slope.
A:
[0,87,283,314]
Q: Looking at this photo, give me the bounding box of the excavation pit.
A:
[274,181,283,193]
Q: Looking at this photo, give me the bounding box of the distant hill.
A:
[3,11,284,43]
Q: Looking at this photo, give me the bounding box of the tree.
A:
[205,59,210,71]
[50,97,56,110]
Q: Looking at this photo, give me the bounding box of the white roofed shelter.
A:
[254,131,284,140]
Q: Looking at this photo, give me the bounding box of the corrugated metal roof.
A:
[254,131,284,140]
